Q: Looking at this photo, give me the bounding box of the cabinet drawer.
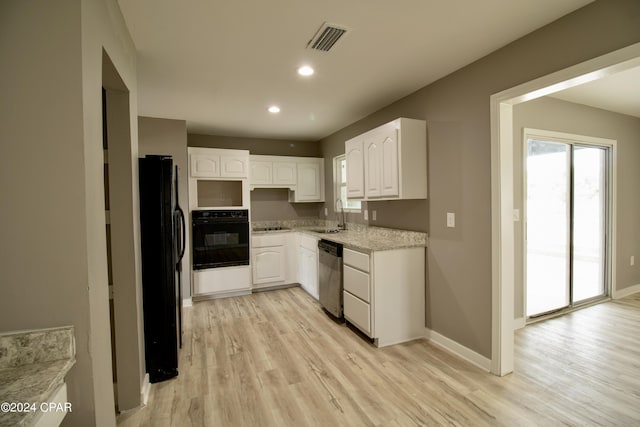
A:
[343,291,371,336]
[344,248,370,272]
[344,265,370,303]
[252,234,286,248]
[298,234,319,252]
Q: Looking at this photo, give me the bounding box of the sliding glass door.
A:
[572,146,608,302]
[525,135,609,318]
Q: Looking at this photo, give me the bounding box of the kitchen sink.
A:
[310,228,342,234]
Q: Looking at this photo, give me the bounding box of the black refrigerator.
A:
[138,155,186,383]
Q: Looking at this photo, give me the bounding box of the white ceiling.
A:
[118,0,595,141]
[550,66,640,118]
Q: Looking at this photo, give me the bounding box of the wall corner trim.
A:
[141,374,151,406]
[612,283,640,299]
[425,329,492,372]
[513,317,526,330]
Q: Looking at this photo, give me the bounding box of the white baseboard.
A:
[182,297,193,308]
[612,283,640,299]
[426,329,492,372]
[141,374,150,406]
[513,317,526,330]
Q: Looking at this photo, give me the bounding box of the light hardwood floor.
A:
[117,288,640,426]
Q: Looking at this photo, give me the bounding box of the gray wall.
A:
[0,0,139,425]
[513,96,640,319]
[138,117,191,299]
[318,0,640,358]
[189,133,321,157]
[250,188,322,221]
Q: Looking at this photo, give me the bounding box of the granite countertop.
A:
[0,326,75,427]
[252,220,427,252]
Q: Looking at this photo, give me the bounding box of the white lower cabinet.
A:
[297,234,319,299]
[343,246,425,347]
[252,247,285,285]
[343,290,371,335]
[251,233,291,289]
[249,232,319,297]
[193,266,252,297]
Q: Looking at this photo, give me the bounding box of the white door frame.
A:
[490,42,640,376]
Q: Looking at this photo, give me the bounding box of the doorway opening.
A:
[524,129,613,319]
[490,41,640,376]
[102,49,146,412]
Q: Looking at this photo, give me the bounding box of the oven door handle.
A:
[192,219,248,225]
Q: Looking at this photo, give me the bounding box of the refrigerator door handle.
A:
[177,206,186,263]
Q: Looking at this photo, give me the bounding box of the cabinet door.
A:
[364,137,382,198]
[273,161,297,185]
[380,130,399,197]
[250,161,272,185]
[252,247,285,285]
[345,138,364,198]
[221,155,248,178]
[305,247,319,298]
[191,154,220,177]
[297,245,318,299]
[295,161,323,202]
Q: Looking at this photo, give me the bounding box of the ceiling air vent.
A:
[306,22,348,52]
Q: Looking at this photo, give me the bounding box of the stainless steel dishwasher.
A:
[318,239,343,318]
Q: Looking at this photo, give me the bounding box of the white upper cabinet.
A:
[250,160,272,185]
[250,155,296,188]
[250,155,324,203]
[364,135,382,198]
[345,138,365,198]
[291,159,324,202]
[190,153,220,177]
[380,124,399,197]
[220,155,248,178]
[272,161,297,185]
[345,118,426,200]
[189,148,248,178]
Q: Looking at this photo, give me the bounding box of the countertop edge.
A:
[252,226,427,251]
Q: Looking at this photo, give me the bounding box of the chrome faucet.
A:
[336,198,346,231]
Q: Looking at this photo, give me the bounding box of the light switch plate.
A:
[513,209,520,222]
[372,210,377,221]
[324,207,328,216]
[364,210,368,221]
[447,212,455,228]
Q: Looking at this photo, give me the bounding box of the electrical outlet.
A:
[364,210,368,221]
[372,210,377,221]
[447,212,455,228]
[631,256,635,266]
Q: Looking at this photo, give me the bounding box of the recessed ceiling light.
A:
[268,105,280,113]
[297,65,314,76]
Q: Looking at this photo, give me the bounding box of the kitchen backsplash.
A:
[250,188,321,221]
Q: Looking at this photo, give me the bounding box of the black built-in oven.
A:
[191,210,249,270]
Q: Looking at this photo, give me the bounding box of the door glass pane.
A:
[572,146,607,302]
[526,140,570,317]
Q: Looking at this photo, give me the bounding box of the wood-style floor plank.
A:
[117,287,640,426]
